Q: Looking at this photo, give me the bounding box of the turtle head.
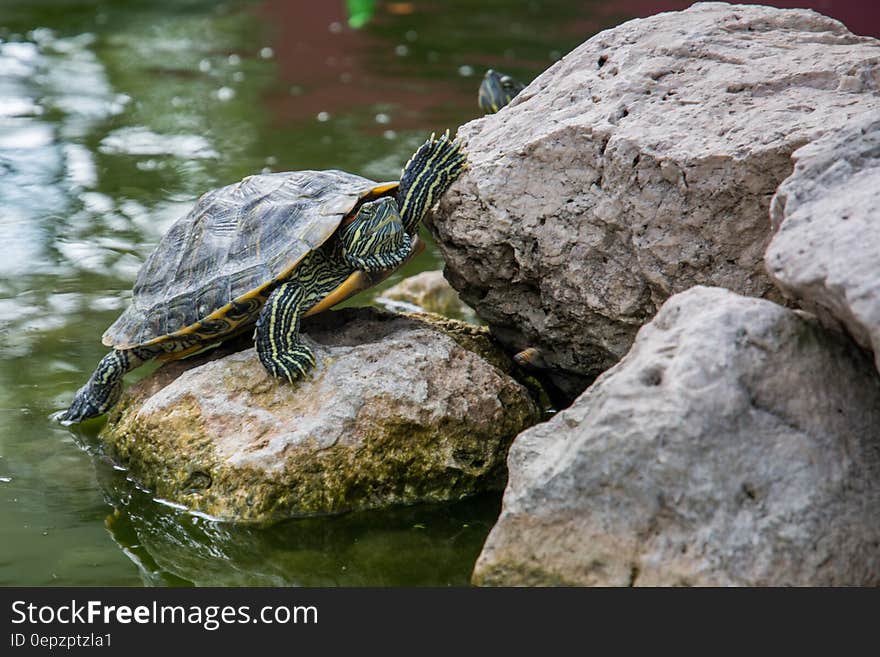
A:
[398,131,467,233]
[356,196,400,238]
[478,69,526,114]
[341,196,406,266]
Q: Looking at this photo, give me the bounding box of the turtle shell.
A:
[103,170,398,348]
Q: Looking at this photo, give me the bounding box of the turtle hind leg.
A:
[255,281,316,383]
[61,346,158,423]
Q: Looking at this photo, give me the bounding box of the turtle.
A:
[478,69,526,114]
[61,132,467,423]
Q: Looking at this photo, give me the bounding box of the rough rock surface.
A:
[100,308,540,524]
[377,270,476,322]
[473,287,880,586]
[431,2,880,395]
[766,115,880,372]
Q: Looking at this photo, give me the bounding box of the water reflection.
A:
[98,462,501,586]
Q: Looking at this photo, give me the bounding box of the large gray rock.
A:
[100,308,540,524]
[473,287,880,586]
[431,2,880,396]
[766,115,880,372]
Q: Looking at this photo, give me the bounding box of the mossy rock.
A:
[101,307,542,524]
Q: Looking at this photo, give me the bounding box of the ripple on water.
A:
[0,119,54,149]
[0,207,54,279]
[38,34,125,140]
[79,191,115,214]
[99,127,218,159]
[0,97,41,117]
[89,294,127,312]
[62,143,97,188]
[0,41,39,76]
[55,240,112,274]
[0,32,132,283]
[0,295,39,324]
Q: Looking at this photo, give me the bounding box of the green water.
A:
[0,0,608,586]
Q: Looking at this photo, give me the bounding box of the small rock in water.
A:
[378,270,475,321]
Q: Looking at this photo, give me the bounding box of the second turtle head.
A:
[478,69,526,114]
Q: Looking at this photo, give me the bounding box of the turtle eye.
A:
[501,77,520,92]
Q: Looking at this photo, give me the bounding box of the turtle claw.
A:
[59,391,102,424]
[50,409,75,426]
[260,348,316,384]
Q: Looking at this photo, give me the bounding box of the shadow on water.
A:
[2,0,877,586]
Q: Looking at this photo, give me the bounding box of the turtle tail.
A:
[398,130,467,233]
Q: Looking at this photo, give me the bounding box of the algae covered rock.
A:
[100,307,540,524]
[430,2,880,398]
[474,287,880,586]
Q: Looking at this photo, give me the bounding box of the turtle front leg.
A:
[255,281,316,383]
[61,346,158,423]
